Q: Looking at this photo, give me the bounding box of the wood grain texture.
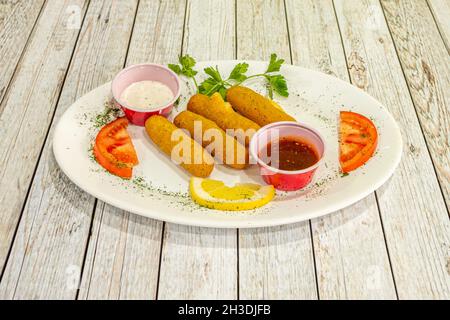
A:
[0,0,138,299]
[334,0,450,299]
[311,196,396,299]
[157,0,238,300]
[381,0,450,209]
[0,0,18,23]
[0,0,44,107]
[427,0,450,51]
[159,225,237,300]
[79,0,186,300]
[285,0,396,299]
[0,0,88,285]
[236,0,317,300]
[79,206,163,299]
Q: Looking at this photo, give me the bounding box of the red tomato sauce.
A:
[263,136,319,171]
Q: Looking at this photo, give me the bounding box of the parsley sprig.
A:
[168,53,288,99]
[168,55,199,88]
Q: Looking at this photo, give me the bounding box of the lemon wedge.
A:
[190,177,275,211]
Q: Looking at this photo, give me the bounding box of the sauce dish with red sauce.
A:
[250,121,325,191]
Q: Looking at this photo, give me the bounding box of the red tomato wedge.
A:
[93,143,133,179]
[93,117,138,179]
[339,111,378,173]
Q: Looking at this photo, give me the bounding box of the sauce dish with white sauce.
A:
[111,63,180,126]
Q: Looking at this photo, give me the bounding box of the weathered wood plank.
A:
[0,0,88,286]
[381,0,450,209]
[334,0,450,299]
[311,197,397,299]
[157,0,238,300]
[0,0,45,107]
[0,0,18,24]
[285,0,397,299]
[236,0,317,300]
[0,0,137,299]
[158,224,237,300]
[79,206,163,299]
[79,0,186,300]
[427,0,450,51]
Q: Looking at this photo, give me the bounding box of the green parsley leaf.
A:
[228,62,249,82]
[179,55,196,69]
[168,64,182,75]
[266,83,274,99]
[182,68,197,78]
[198,78,227,97]
[203,66,223,82]
[198,66,228,96]
[218,87,228,99]
[267,74,289,97]
[198,78,218,95]
[168,55,199,88]
[266,53,285,73]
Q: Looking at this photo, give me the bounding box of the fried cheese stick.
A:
[187,93,260,146]
[145,115,214,177]
[226,86,296,126]
[174,111,248,169]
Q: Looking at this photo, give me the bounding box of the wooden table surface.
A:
[0,0,449,300]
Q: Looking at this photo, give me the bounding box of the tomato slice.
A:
[93,117,138,179]
[339,111,378,173]
[93,143,132,179]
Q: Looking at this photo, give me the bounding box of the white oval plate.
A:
[53,61,402,228]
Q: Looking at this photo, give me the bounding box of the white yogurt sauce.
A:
[120,80,174,110]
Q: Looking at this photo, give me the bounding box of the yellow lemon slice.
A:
[190,177,275,211]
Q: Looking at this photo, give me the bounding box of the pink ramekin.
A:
[111,63,181,126]
[249,121,326,191]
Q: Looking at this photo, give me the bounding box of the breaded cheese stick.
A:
[174,111,248,169]
[226,86,296,126]
[145,115,214,177]
[187,93,260,146]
